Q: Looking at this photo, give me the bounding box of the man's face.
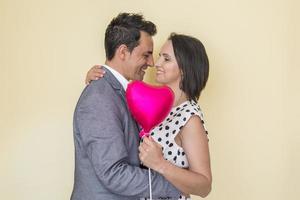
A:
[125,31,154,80]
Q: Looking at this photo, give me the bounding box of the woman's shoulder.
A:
[174,100,204,118]
[180,100,208,134]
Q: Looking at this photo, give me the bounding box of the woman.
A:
[86,33,212,199]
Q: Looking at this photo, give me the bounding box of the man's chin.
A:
[137,76,144,81]
[135,73,145,81]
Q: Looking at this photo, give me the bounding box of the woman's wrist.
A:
[155,159,170,175]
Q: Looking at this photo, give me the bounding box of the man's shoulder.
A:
[75,79,117,108]
[87,70,123,92]
[84,78,115,96]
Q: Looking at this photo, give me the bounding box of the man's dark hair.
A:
[105,13,157,60]
[169,33,209,101]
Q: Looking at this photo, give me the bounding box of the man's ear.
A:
[116,44,129,60]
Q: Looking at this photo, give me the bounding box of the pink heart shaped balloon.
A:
[126,80,174,138]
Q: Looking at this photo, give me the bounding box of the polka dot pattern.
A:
[142,100,208,200]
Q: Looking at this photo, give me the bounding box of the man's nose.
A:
[147,56,154,67]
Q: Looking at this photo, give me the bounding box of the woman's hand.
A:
[85,65,106,85]
[139,137,166,172]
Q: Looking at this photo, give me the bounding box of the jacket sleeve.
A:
[75,81,180,199]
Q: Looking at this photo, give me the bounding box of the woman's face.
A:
[155,40,181,87]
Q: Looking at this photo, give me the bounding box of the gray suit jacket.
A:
[71,68,180,200]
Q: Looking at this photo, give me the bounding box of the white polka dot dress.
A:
[145,100,208,200]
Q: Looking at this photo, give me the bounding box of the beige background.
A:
[1,0,299,199]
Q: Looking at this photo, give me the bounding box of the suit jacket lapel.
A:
[102,67,141,133]
[102,66,126,103]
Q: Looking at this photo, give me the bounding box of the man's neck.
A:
[103,61,129,90]
[105,60,129,80]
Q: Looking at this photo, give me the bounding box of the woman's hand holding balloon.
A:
[139,137,167,174]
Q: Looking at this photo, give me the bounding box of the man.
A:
[71,13,180,200]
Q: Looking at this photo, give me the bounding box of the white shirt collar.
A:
[102,64,129,90]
